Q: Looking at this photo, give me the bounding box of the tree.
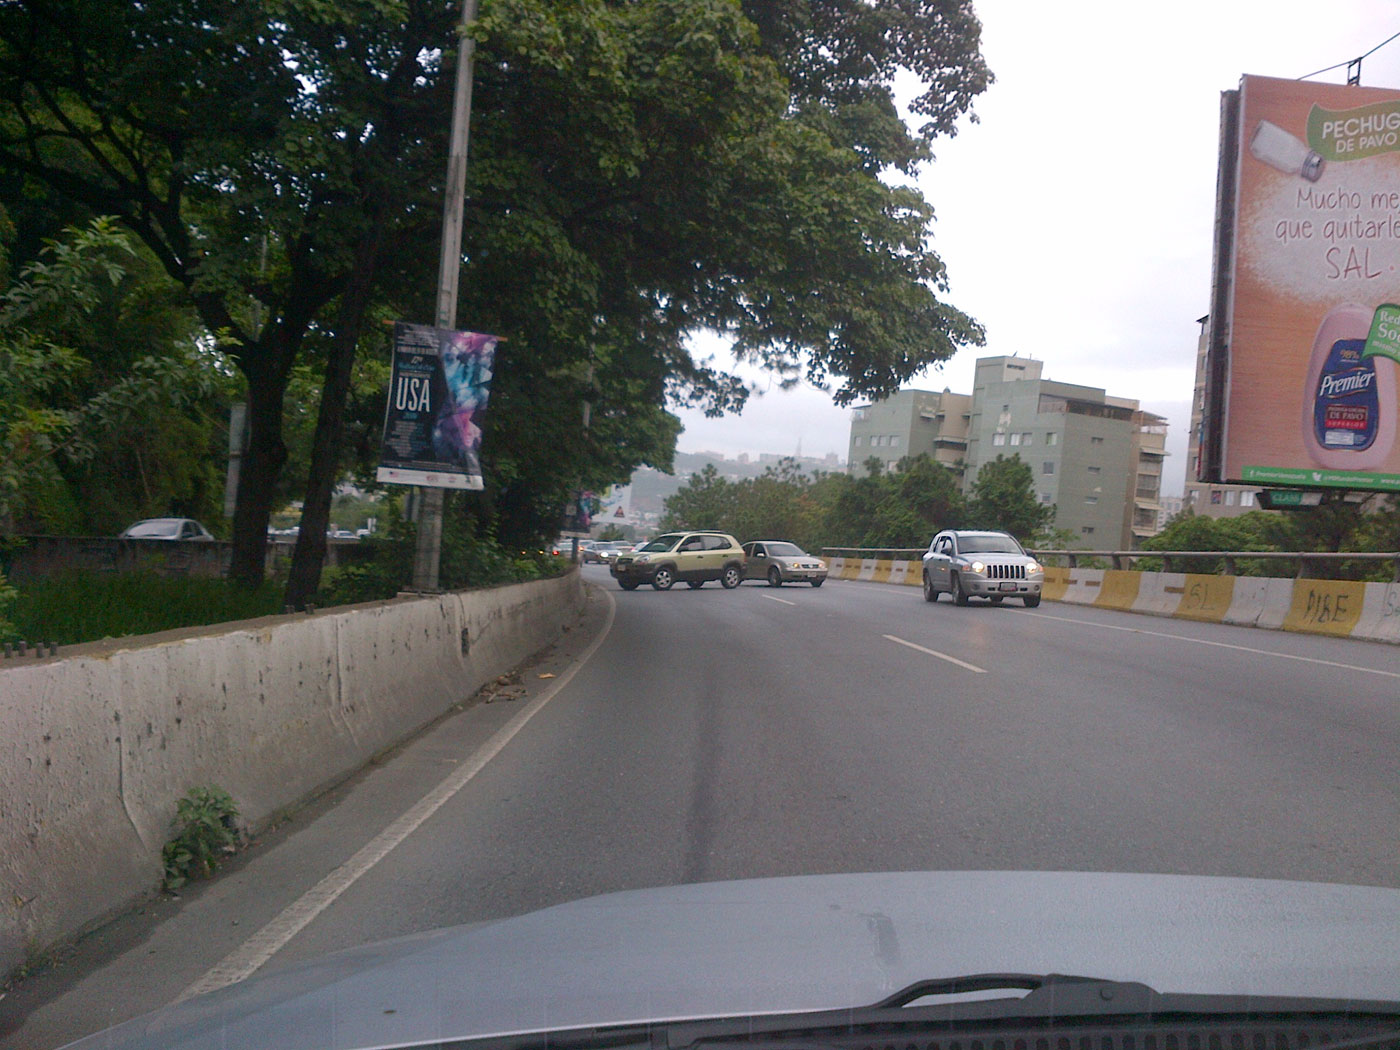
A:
[0,218,218,533]
[965,454,1050,540]
[659,464,736,531]
[863,453,964,547]
[1,0,992,602]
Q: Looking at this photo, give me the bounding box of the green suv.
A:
[611,531,747,591]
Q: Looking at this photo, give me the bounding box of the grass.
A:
[5,570,284,646]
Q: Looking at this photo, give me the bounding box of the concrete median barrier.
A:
[0,572,585,978]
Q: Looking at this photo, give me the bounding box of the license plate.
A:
[999,581,1017,592]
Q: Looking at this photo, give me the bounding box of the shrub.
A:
[161,786,240,889]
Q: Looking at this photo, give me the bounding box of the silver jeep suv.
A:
[921,529,1044,608]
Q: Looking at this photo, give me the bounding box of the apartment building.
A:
[964,357,1166,548]
[849,357,1169,548]
[847,388,972,477]
[1183,315,1262,517]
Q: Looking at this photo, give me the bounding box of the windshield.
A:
[637,535,683,552]
[764,542,805,557]
[124,520,181,538]
[958,536,1023,555]
[9,5,1400,1049]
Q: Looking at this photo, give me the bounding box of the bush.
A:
[5,570,283,645]
[161,786,240,889]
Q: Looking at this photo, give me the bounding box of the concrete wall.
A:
[0,572,585,975]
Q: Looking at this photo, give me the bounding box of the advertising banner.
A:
[1223,74,1400,491]
[376,322,498,490]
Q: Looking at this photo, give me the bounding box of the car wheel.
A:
[922,572,939,603]
[768,567,783,588]
[951,573,969,606]
[619,580,639,591]
[1023,594,1041,608]
[687,580,704,589]
[652,567,675,591]
[720,564,742,589]
[810,579,823,588]
[989,595,1004,604]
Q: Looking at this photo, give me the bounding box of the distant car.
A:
[120,518,215,541]
[593,541,633,565]
[921,529,1044,607]
[742,540,828,587]
[611,531,745,591]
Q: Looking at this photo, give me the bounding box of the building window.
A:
[1087,465,1101,474]
[1042,461,1055,475]
[1022,432,1033,445]
[1225,491,1237,506]
[1085,496,1098,504]
[993,432,1006,446]
[853,436,863,446]
[889,435,900,447]
[1210,491,1222,505]
[1241,491,1255,507]
[1090,436,1104,445]
[874,435,884,447]
[1039,492,1052,504]
[1081,526,1095,535]
[1009,433,1021,445]
[1046,432,1058,445]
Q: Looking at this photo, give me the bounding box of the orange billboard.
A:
[1218,74,1400,491]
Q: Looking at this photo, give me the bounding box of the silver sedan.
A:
[742,540,828,587]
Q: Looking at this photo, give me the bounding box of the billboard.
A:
[1210,74,1400,492]
[376,322,498,490]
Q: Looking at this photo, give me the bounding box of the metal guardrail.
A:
[819,547,1400,581]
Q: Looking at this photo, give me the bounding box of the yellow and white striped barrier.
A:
[827,556,1400,644]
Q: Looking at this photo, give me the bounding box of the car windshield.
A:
[11,6,1400,1049]
[124,520,181,538]
[764,542,805,557]
[958,536,1023,555]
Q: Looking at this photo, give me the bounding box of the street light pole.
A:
[413,0,481,591]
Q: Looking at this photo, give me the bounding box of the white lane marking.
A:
[883,634,987,673]
[179,586,619,1002]
[1020,610,1400,680]
[762,594,797,606]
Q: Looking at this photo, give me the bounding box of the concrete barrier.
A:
[0,572,585,977]
[1094,570,1141,612]
[834,560,1398,645]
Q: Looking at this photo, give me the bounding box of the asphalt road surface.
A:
[5,566,1399,1047]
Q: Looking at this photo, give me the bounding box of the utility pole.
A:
[412,0,481,591]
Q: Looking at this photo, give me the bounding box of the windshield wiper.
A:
[659,973,1400,1050]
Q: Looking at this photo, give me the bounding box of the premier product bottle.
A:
[1301,303,1396,469]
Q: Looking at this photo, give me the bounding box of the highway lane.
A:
[5,566,1398,1047]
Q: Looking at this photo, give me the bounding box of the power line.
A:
[1298,29,1400,82]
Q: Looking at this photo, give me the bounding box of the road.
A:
[4,565,1399,1047]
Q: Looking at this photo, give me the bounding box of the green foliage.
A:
[0,218,224,534]
[966,454,1052,540]
[5,571,283,646]
[314,496,571,606]
[161,787,240,890]
[0,0,991,582]
[0,569,16,639]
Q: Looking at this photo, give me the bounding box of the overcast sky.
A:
[672,2,1400,496]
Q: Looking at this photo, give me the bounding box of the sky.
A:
[671,2,1400,497]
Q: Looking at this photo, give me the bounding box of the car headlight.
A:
[967,560,986,575]
[1027,561,1044,575]
[633,555,650,563]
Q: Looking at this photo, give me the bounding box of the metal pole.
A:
[413,0,480,591]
